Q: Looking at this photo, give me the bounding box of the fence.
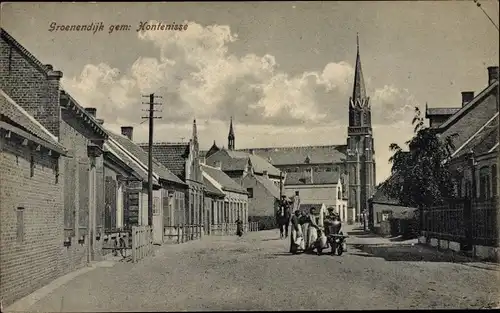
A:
[163,224,204,244]
[422,197,498,249]
[101,229,132,258]
[131,225,153,263]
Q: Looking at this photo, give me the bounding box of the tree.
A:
[383,107,458,209]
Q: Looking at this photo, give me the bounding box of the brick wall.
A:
[0,137,67,306]
[0,34,61,138]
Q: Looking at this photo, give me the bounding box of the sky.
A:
[1,1,499,184]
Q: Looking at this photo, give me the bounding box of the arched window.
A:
[479,166,491,200]
[337,187,342,200]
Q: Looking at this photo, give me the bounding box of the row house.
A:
[104,125,187,244]
[0,28,109,306]
[200,163,249,227]
[428,66,498,201]
[138,120,204,230]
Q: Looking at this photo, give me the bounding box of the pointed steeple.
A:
[192,119,198,142]
[228,116,235,150]
[352,33,367,100]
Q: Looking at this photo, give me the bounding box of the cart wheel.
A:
[337,246,343,256]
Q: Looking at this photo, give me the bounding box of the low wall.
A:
[418,234,500,262]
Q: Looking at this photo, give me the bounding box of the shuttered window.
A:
[64,159,77,237]
[78,160,90,235]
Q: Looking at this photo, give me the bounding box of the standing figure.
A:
[306,207,320,252]
[277,196,291,239]
[290,210,304,254]
[236,217,243,237]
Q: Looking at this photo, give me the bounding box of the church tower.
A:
[346,34,376,222]
[228,116,235,150]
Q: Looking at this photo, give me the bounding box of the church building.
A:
[204,35,377,222]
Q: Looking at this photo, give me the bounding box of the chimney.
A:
[215,161,222,169]
[84,107,97,117]
[96,119,104,125]
[461,91,475,106]
[121,126,133,140]
[488,66,499,85]
[262,170,268,178]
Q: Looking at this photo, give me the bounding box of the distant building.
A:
[139,120,205,231]
[284,171,350,223]
[200,163,249,227]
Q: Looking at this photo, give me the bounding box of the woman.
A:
[306,207,320,252]
[290,210,304,254]
[299,210,309,249]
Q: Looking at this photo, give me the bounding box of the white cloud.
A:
[61,21,420,183]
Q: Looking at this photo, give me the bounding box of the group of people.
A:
[276,195,345,254]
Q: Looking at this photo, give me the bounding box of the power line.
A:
[474,0,500,31]
[141,93,163,227]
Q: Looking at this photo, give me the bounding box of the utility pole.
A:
[142,93,162,227]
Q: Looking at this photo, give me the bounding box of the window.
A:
[17,207,25,243]
[54,160,59,184]
[465,180,472,198]
[153,197,160,215]
[376,212,381,224]
[247,188,254,199]
[479,166,491,200]
[337,188,341,200]
[492,165,497,197]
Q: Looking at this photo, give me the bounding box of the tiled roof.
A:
[236,145,347,166]
[138,142,189,177]
[203,177,225,197]
[226,150,281,176]
[103,142,148,181]
[108,132,185,185]
[206,149,281,177]
[284,171,340,185]
[451,113,499,159]
[0,90,66,153]
[438,80,499,131]
[425,107,461,116]
[254,175,280,199]
[201,164,247,194]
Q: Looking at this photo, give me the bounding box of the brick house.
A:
[0,28,112,305]
[200,163,249,227]
[0,90,68,307]
[422,66,499,260]
[104,125,187,244]
[138,120,204,231]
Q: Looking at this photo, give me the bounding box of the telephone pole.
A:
[142,93,162,227]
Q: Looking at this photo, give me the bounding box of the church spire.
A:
[352,32,367,100]
[228,116,235,150]
[192,119,198,142]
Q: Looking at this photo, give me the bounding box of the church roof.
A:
[284,171,340,185]
[137,142,190,177]
[235,145,347,166]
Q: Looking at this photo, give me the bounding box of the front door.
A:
[152,196,163,244]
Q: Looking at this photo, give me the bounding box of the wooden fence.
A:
[164,222,260,243]
[164,224,204,244]
[101,229,132,258]
[132,225,153,263]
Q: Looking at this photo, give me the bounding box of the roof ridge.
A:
[1,28,49,75]
[137,141,190,146]
[237,144,346,150]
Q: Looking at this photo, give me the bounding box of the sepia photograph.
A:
[0,1,499,311]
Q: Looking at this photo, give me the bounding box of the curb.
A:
[4,260,115,312]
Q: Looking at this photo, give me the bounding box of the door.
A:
[153,196,163,244]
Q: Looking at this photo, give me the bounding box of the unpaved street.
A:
[15,227,500,311]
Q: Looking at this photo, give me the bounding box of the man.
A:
[236,217,243,237]
[277,195,290,239]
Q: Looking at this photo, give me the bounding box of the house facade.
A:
[240,171,280,228]
[284,171,351,223]
[139,120,205,231]
[105,125,187,244]
[201,163,249,226]
[0,28,108,306]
